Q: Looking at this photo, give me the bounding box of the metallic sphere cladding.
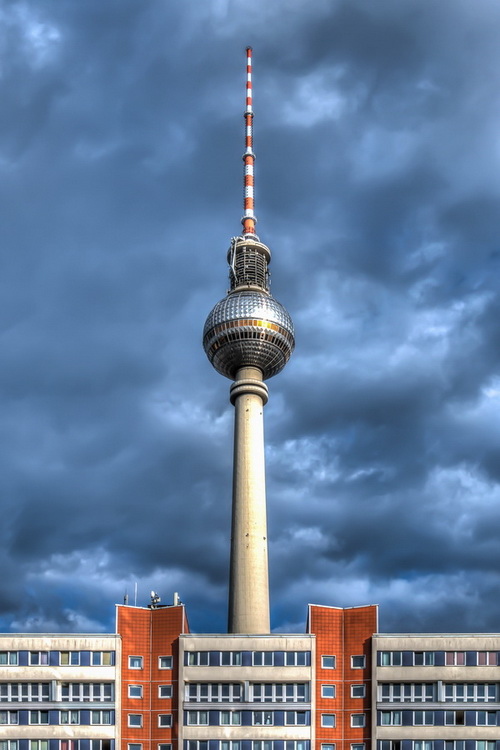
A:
[203,290,295,381]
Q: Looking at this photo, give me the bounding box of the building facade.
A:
[0,634,120,750]
[2,609,500,750]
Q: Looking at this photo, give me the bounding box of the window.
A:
[380,711,402,726]
[220,711,241,725]
[322,746,335,750]
[158,746,172,750]
[221,744,240,750]
[60,711,79,724]
[380,652,402,666]
[253,651,274,666]
[285,651,308,666]
[91,711,112,725]
[351,714,365,727]
[380,683,435,703]
[321,714,336,728]
[444,743,464,750]
[61,682,113,702]
[92,652,112,666]
[186,744,208,750]
[0,653,18,666]
[321,685,336,698]
[477,652,498,666]
[253,711,273,726]
[476,711,497,726]
[414,652,434,666]
[413,744,434,750]
[91,741,110,750]
[414,711,434,725]
[0,742,18,750]
[159,656,172,669]
[0,683,51,702]
[285,711,307,725]
[187,683,241,702]
[128,714,142,727]
[445,711,465,726]
[129,685,143,699]
[445,683,497,702]
[187,652,209,666]
[0,711,18,725]
[60,652,80,666]
[220,652,242,666]
[351,685,365,698]
[351,655,365,669]
[29,743,48,750]
[186,711,208,725]
[251,683,309,702]
[158,714,172,727]
[129,656,143,669]
[159,685,172,698]
[322,655,336,669]
[445,652,465,666]
[379,743,401,750]
[29,711,49,724]
[128,745,142,750]
[476,744,495,750]
[351,745,365,750]
[29,652,49,666]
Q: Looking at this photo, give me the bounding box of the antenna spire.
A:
[242,46,257,237]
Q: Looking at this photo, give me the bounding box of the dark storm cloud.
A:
[1,0,500,634]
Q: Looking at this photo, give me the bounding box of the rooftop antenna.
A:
[242,46,258,239]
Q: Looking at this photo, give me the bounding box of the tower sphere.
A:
[203,289,294,380]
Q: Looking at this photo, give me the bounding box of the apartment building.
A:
[373,634,500,750]
[1,606,500,750]
[0,634,120,750]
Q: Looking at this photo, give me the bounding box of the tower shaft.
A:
[228,367,270,634]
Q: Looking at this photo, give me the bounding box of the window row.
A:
[182,742,310,750]
[0,652,114,667]
[128,714,172,728]
[321,655,366,670]
[379,709,500,726]
[0,684,51,702]
[185,651,311,667]
[379,651,500,667]
[184,682,310,703]
[379,682,499,702]
[378,742,498,750]
[320,684,365,698]
[0,682,114,703]
[0,710,114,725]
[129,656,172,670]
[128,685,172,699]
[0,742,112,750]
[321,713,365,728]
[184,710,310,726]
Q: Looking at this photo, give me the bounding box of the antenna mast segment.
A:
[242,46,257,238]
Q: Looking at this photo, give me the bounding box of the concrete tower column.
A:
[228,366,270,634]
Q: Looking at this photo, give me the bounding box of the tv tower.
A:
[203,48,295,634]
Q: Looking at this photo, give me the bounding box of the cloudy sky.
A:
[2,0,500,636]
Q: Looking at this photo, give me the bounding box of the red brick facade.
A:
[117,604,188,750]
[308,604,377,750]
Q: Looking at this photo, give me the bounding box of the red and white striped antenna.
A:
[242,46,257,238]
